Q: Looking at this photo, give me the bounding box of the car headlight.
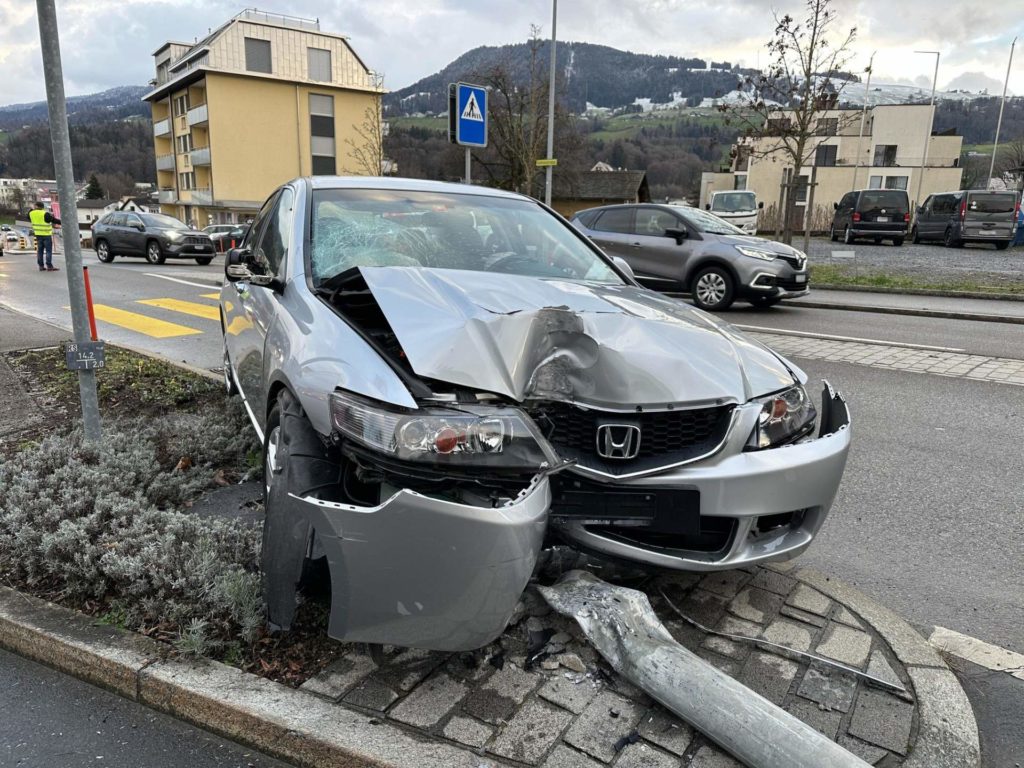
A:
[329,391,560,471]
[748,384,816,449]
[165,230,183,241]
[735,245,777,261]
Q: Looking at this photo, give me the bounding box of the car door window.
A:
[593,208,634,234]
[108,213,125,227]
[124,213,143,229]
[632,209,679,237]
[252,188,293,278]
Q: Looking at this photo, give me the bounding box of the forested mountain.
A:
[0,86,149,131]
[0,121,155,183]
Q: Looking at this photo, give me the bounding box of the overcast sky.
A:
[1,0,1022,107]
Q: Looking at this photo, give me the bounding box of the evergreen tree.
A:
[84,173,104,199]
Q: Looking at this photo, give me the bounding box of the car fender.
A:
[682,255,742,292]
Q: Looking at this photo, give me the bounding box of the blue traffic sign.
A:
[454,82,487,148]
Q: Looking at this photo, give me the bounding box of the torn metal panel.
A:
[293,475,550,652]
[357,266,797,408]
[540,572,871,768]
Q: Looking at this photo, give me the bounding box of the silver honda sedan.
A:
[221,176,851,652]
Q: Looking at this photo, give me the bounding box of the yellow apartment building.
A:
[143,9,382,227]
[701,104,964,231]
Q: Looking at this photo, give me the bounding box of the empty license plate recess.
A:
[550,477,701,535]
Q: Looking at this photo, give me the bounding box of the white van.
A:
[706,191,762,235]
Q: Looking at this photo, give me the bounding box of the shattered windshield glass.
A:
[309,189,623,287]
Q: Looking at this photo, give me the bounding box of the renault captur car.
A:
[221,177,851,652]
[570,203,809,310]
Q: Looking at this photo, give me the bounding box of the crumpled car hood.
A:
[358,267,798,408]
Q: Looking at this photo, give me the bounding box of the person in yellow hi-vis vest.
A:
[29,201,61,272]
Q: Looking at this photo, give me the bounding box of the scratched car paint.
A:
[221,177,851,652]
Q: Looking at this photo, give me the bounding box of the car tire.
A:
[222,340,238,396]
[196,257,214,265]
[748,295,781,308]
[691,266,735,311]
[95,239,114,263]
[911,226,921,244]
[843,226,854,245]
[892,238,904,246]
[146,240,166,264]
[995,241,1009,251]
[943,228,962,248]
[262,389,341,632]
[873,237,882,245]
[829,224,838,242]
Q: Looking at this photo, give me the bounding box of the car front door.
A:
[103,213,125,253]
[916,196,934,239]
[626,206,690,291]
[835,192,855,233]
[225,188,294,415]
[122,213,145,255]
[586,207,635,260]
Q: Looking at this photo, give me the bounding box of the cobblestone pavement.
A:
[300,565,918,767]
[805,237,1024,285]
[751,331,1024,386]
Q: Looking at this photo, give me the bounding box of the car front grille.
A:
[778,253,806,269]
[184,236,209,246]
[529,402,734,477]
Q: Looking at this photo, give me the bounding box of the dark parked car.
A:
[912,190,1019,249]
[204,223,249,252]
[92,211,215,265]
[830,189,910,245]
[570,203,809,311]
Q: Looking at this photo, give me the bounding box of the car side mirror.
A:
[704,203,711,210]
[833,202,839,211]
[664,227,688,245]
[916,205,924,214]
[134,224,145,231]
[611,256,636,281]
[758,201,764,209]
[225,247,254,282]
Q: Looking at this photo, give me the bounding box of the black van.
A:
[912,190,1019,249]
[830,189,910,246]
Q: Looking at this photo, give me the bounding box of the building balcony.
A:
[191,187,213,205]
[190,147,211,166]
[156,153,176,172]
[187,103,208,127]
[159,188,177,204]
[153,118,171,137]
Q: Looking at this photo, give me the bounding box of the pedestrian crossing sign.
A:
[451,82,488,148]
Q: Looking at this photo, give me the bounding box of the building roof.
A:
[553,170,650,201]
[77,198,117,209]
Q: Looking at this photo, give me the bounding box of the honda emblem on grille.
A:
[596,424,642,460]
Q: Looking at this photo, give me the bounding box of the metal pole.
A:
[543,0,558,206]
[465,147,471,184]
[802,164,818,255]
[913,51,940,211]
[988,37,1017,189]
[851,51,875,191]
[35,0,102,442]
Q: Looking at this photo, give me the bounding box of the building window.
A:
[172,93,190,116]
[872,144,898,167]
[178,171,196,190]
[885,176,908,190]
[309,94,335,175]
[177,133,193,154]
[868,175,882,189]
[816,118,838,136]
[794,174,809,203]
[308,47,332,82]
[734,175,747,190]
[815,144,838,167]
[244,37,272,74]
[765,117,792,135]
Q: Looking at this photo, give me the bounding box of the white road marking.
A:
[145,272,223,290]
[928,626,1024,680]
[736,324,967,353]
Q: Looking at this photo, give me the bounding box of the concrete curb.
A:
[791,569,981,768]
[0,586,509,768]
[812,284,1024,302]
[782,298,1024,325]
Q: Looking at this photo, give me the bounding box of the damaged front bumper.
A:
[293,476,549,651]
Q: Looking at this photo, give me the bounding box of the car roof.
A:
[305,175,532,203]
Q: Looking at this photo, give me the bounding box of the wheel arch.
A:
[682,257,741,293]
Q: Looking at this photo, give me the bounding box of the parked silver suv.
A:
[221,177,850,652]
[570,203,809,310]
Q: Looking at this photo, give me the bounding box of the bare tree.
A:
[996,136,1024,176]
[719,0,857,244]
[346,73,387,176]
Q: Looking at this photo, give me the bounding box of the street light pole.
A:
[543,0,557,207]
[988,36,1017,189]
[851,51,875,192]
[913,51,940,212]
[35,0,102,442]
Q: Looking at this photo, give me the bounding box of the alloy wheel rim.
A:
[148,244,159,262]
[98,243,108,259]
[696,273,726,305]
[265,426,282,496]
[222,348,232,393]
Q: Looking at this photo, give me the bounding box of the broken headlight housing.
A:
[748,384,816,449]
[329,391,560,471]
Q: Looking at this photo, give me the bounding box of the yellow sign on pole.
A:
[536,158,558,167]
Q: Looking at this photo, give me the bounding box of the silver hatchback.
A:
[221,177,850,652]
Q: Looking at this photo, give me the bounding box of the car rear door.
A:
[964,192,1017,241]
[586,207,635,260]
[103,213,125,252]
[626,206,689,291]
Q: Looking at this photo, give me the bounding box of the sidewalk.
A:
[788,288,1024,324]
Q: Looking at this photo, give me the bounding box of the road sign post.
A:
[449,82,488,184]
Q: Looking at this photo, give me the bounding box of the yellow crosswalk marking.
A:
[137,298,220,321]
[201,292,221,300]
[89,304,202,338]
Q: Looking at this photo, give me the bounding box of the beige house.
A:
[702,105,963,232]
[143,9,382,226]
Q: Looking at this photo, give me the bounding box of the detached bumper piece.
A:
[293,476,550,652]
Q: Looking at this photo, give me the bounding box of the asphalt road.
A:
[0,648,293,768]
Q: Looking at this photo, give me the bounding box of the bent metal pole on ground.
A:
[35,0,102,441]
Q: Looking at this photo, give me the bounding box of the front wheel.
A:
[691,266,735,311]
[95,239,114,263]
[892,238,904,246]
[911,226,921,244]
[748,295,781,308]
[196,257,214,265]
[146,240,166,264]
[829,224,838,242]
[843,226,854,245]
[943,228,961,248]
